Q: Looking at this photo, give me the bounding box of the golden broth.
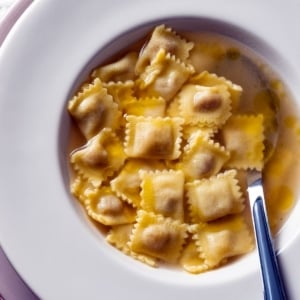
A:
[67,28,300,272]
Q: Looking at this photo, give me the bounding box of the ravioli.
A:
[128,210,187,263]
[137,49,194,101]
[221,114,265,170]
[178,133,229,180]
[135,24,194,74]
[140,170,185,220]
[111,159,165,208]
[68,78,121,139]
[193,214,254,268]
[124,115,183,160]
[85,187,136,226]
[67,24,280,274]
[178,83,232,126]
[190,71,243,111]
[103,80,135,110]
[186,170,244,222]
[179,239,208,274]
[70,128,126,187]
[106,223,158,267]
[92,52,138,82]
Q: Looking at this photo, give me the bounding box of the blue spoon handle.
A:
[253,197,287,300]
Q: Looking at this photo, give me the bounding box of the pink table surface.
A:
[0,247,38,300]
[0,1,39,299]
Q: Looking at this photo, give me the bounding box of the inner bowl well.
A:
[59,16,300,286]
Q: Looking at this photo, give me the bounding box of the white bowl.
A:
[0,0,300,299]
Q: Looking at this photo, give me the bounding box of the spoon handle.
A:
[252,196,287,300]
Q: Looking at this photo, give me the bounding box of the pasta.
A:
[85,187,136,226]
[140,170,185,220]
[177,133,229,180]
[111,159,165,208]
[92,52,138,82]
[102,80,135,110]
[192,215,254,269]
[186,170,244,222]
[68,78,121,139]
[178,83,232,126]
[124,115,183,160]
[106,223,158,267]
[221,114,265,170]
[137,49,194,101]
[190,71,243,111]
[67,24,284,274]
[128,210,187,263]
[135,24,194,74]
[70,128,126,187]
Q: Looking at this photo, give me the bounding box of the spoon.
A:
[247,167,288,300]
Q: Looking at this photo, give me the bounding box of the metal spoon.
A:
[248,171,287,300]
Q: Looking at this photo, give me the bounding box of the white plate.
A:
[1,0,300,299]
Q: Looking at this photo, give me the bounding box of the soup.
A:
[66,25,300,273]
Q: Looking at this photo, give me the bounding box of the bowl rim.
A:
[0,0,300,299]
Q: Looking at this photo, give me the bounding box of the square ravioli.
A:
[221,114,265,170]
[70,173,97,204]
[137,49,194,102]
[92,52,138,82]
[85,187,136,226]
[178,83,231,126]
[106,224,157,267]
[179,238,208,274]
[178,133,229,181]
[111,159,165,208]
[193,214,254,268]
[103,80,135,110]
[124,115,183,160]
[186,170,244,222]
[68,78,121,139]
[128,210,187,263]
[70,128,126,187]
[140,170,185,220]
[190,71,243,111]
[135,24,194,74]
